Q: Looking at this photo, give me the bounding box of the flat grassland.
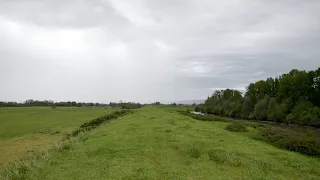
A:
[1,106,320,179]
[0,107,113,166]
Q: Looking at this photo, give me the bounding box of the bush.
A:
[258,127,320,156]
[188,147,201,158]
[120,103,142,109]
[194,106,201,112]
[308,107,320,127]
[178,111,228,122]
[225,123,248,132]
[70,110,133,137]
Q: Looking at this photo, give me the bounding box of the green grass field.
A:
[0,107,113,166]
[1,106,320,179]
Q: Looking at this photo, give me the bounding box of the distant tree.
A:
[195,106,201,112]
[66,101,72,107]
[51,103,56,110]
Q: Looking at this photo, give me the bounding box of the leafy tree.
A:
[267,98,284,122]
[51,103,56,110]
[286,99,314,125]
[195,106,201,112]
[71,101,77,106]
[254,98,268,120]
[241,97,253,118]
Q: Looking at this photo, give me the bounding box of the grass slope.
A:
[2,106,320,179]
[0,107,113,166]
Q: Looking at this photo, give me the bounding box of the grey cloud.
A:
[0,0,127,28]
[0,0,319,103]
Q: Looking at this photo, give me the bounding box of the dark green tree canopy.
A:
[196,67,320,127]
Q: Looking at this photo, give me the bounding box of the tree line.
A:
[0,99,142,109]
[195,67,320,127]
[0,99,103,107]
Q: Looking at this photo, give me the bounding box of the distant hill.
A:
[173,100,205,105]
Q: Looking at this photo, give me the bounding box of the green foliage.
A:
[308,107,320,127]
[254,97,268,120]
[225,123,248,132]
[258,127,320,156]
[241,97,253,118]
[180,108,320,157]
[200,67,320,127]
[204,89,243,117]
[267,98,284,122]
[0,99,109,107]
[194,106,201,112]
[119,102,142,109]
[285,99,316,125]
[178,111,228,122]
[71,110,133,137]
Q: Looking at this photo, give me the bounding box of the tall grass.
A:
[0,134,87,179]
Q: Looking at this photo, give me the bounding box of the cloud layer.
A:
[1,0,319,103]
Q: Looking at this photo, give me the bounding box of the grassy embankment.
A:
[2,106,320,179]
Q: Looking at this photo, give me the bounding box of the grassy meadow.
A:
[1,106,320,179]
[0,107,113,166]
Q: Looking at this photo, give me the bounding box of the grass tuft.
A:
[208,149,242,167]
[188,147,201,159]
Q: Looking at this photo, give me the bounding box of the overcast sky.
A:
[1,0,319,103]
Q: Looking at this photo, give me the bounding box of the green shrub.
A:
[70,110,133,137]
[258,127,320,156]
[188,147,201,158]
[225,123,248,132]
[194,106,201,112]
[178,111,228,122]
